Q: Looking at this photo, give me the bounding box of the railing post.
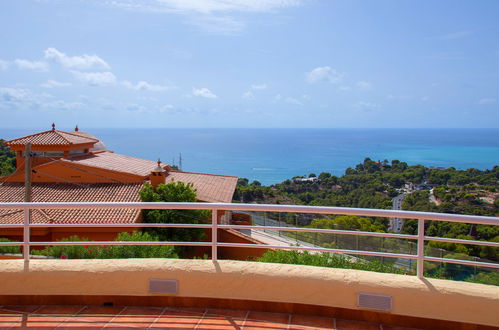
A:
[417,218,425,279]
[212,209,218,261]
[23,207,30,271]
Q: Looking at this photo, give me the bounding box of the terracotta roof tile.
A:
[63,151,167,177]
[7,130,98,146]
[167,171,237,203]
[0,183,143,224]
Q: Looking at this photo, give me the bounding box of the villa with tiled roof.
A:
[0,124,238,242]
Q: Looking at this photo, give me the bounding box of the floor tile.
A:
[336,318,381,330]
[105,305,164,327]
[0,314,24,323]
[150,308,204,329]
[243,311,289,329]
[34,305,84,315]
[289,314,335,329]
[57,322,109,329]
[197,309,246,329]
[68,305,125,323]
[0,305,425,330]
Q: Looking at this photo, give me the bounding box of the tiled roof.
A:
[167,171,237,203]
[0,183,143,224]
[6,130,98,147]
[63,151,168,177]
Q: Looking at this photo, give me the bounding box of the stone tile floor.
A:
[0,305,420,329]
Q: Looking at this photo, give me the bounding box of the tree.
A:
[318,172,331,181]
[139,182,209,250]
[237,178,249,186]
[0,139,16,177]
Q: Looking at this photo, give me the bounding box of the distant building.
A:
[293,177,318,183]
[0,124,238,242]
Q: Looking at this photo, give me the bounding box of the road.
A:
[237,211,411,270]
[389,193,405,233]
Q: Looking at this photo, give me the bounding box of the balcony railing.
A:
[0,202,498,279]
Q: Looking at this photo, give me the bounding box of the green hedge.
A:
[0,238,21,254]
[31,231,178,259]
[257,250,405,274]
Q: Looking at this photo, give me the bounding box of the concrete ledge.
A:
[1,259,498,327]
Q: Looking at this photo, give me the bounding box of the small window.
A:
[69,149,86,155]
[44,151,65,157]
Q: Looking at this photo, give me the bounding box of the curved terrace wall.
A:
[1,259,498,327]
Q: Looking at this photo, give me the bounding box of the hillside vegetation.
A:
[235,158,498,260]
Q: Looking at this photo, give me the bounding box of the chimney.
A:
[150,159,166,188]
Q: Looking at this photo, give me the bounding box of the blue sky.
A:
[0,0,498,129]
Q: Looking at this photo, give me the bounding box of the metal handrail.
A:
[0,202,498,279]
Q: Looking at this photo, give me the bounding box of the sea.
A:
[2,128,499,185]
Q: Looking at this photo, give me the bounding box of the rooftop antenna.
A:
[179,153,182,171]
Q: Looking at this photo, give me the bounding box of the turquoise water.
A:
[2,128,498,185]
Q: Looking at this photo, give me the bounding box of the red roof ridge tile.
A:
[59,130,99,143]
[61,151,169,178]
[169,170,238,179]
[7,129,98,146]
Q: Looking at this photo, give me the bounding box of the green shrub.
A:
[33,232,178,259]
[0,238,21,254]
[464,272,499,286]
[258,250,405,275]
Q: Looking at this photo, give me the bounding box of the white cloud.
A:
[125,104,147,113]
[107,0,302,14]
[305,66,343,84]
[251,83,267,90]
[44,47,110,70]
[478,98,496,105]
[186,15,245,35]
[0,87,82,111]
[243,83,267,99]
[0,87,34,103]
[242,91,254,99]
[285,97,302,105]
[192,87,217,98]
[356,81,372,90]
[71,71,117,86]
[14,59,48,71]
[41,80,72,88]
[103,0,302,34]
[355,101,379,111]
[122,80,173,92]
[273,94,303,105]
[0,60,9,70]
[43,100,84,110]
[159,104,174,112]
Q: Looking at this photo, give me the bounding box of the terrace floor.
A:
[0,305,420,329]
